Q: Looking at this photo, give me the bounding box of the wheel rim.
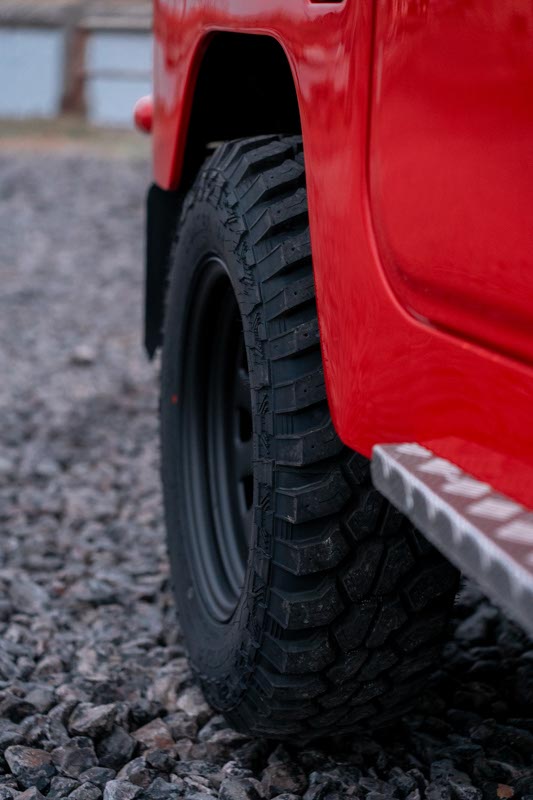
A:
[180,256,253,622]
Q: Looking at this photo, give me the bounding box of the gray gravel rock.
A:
[117,759,157,789]
[52,737,98,778]
[176,689,211,726]
[261,764,307,798]
[69,704,118,738]
[218,777,264,800]
[4,746,56,790]
[96,728,136,772]
[132,721,175,754]
[266,792,300,800]
[138,777,184,800]
[0,720,24,749]
[103,781,141,800]
[17,788,47,800]
[70,782,104,800]
[79,768,118,789]
[0,151,531,800]
[144,749,177,773]
[269,796,300,800]
[184,794,216,800]
[21,712,70,751]
[174,763,223,793]
[47,775,81,799]
[24,687,56,714]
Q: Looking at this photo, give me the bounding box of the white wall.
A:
[0,26,152,128]
[85,31,152,127]
[0,28,64,118]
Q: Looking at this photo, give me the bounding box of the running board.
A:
[371,443,533,638]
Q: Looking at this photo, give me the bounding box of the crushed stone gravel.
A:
[0,152,531,800]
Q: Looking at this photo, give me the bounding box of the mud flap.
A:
[145,184,183,358]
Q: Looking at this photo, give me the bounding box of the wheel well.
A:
[145,34,301,358]
[181,33,302,190]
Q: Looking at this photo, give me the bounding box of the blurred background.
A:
[0,0,151,127]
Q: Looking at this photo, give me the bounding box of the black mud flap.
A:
[145,184,183,358]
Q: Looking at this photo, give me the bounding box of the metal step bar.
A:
[371,443,533,637]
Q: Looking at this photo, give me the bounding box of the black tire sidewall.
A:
[161,181,268,709]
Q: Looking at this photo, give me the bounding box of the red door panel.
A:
[370,0,533,365]
[151,0,533,505]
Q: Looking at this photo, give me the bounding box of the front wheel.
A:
[160,134,459,740]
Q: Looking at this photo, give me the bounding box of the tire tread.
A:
[164,134,458,740]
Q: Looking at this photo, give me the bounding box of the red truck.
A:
[136,0,533,740]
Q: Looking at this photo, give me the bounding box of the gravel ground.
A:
[0,152,532,800]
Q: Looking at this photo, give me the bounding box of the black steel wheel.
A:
[180,256,253,622]
[160,134,459,741]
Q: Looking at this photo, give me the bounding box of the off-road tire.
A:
[160,134,459,740]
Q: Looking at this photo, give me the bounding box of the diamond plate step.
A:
[371,443,533,637]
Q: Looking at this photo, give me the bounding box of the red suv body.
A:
[149,0,533,510]
[140,0,532,737]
